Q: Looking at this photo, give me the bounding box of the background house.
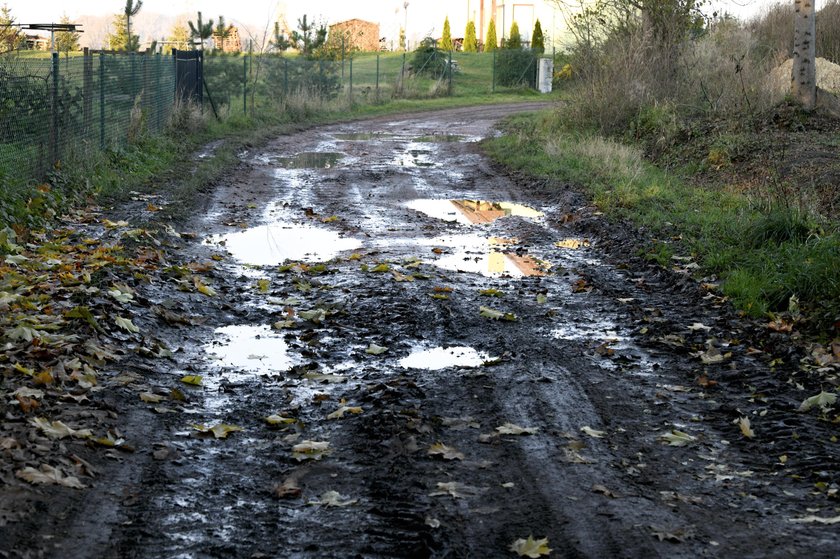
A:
[328,19,380,52]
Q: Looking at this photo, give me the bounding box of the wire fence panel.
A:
[0,51,175,186]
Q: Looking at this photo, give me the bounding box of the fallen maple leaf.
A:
[30,417,92,440]
[510,535,552,557]
[365,343,388,355]
[308,490,357,507]
[114,316,140,333]
[428,442,465,460]
[180,375,203,386]
[798,391,837,413]
[496,423,539,435]
[737,417,755,439]
[327,404,363,419]
[291,440,330,461]
[659,430,696,446]
[16,465,86,489]
[580,426,605,438]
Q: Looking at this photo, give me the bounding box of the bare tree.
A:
[791,0,816,110]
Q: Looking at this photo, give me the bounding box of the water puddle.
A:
[394,148,435,168]
[207,325,296,375]
[414,134,465,143]
[209,223,361,266]
[400,346,495,370]
[333,132,394,141]
[425,234,550,277]
[406,199,544,225]
[273,152,343,169]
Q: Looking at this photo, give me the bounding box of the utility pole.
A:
[404,2,409,51]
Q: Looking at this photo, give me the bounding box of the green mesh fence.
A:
[203,50,535,115]
[0,51,175,186]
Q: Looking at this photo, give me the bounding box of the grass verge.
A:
[484,111,840,333]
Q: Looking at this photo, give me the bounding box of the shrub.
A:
[411,38,449,79]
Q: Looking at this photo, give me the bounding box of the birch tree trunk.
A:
[791,0,816,110]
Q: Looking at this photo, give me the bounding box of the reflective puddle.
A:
[400,346,495,370]
[273,152,343,169]
[209,223,362,266]
[207,325,296,375]
[394,148,435,168]
[414,134,465,143]
[333,132,394,141]
[406,199,544,225]
[424,234,550,277]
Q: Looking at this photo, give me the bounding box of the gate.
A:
[173,49,203,104]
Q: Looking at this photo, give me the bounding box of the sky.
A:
[11,0,770,45]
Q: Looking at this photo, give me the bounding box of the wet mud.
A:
[3,103,838,558]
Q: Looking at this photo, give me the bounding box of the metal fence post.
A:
[348,57,353,101]
[83,48,92,137]
[100,52,106,149]
[400,52,406,94]
[492,50,496,92]
[375,53,380,100]
[448,50,453,95]
[243,55,247,114]
[50,52,59,167]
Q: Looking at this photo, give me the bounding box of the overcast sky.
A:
[13,0,769,34]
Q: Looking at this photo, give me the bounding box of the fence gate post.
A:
[50,52,59,167]
[100,52,106,149]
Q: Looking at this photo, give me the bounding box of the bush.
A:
[495,49,537,87]
[411,38,449,79]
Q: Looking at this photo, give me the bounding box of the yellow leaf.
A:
[370,263,390,273]
[32,370,54,386]
[427,442,465,460]
[327,405,363,420]
[392,271,415,282]
[194,278,217,297]
[180,375,203,386]
[659,429,696,446]
[321,215,340,223]
[265,414,297,426]
[140,392,165,403]
[114,316,140,333]
[366,343,388,355]
[580,426,605,438]
[256,279,270,293]
[291,440,330,461]
[308,490,357,507]
[737,417,755,439]
[479,288,504,297]
[16,465,86,489]
[510,536,552,558]
[496,423,539,435]
[192,423,244,439]
[30,417,92,440]
[555,238,590,249]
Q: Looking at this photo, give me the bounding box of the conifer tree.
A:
[463,21,477,52]
[485,18,497,52]
[531,19,544,53]
[507,21,521,49]
[441,16,452,51]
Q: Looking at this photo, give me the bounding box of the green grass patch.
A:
[484,111,840,330]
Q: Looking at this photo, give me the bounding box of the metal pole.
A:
[284,58,289,96]
[243,55,247,114]
[99,52,106,149]
[375,53,380,100]
[448,50,452,95]
[492,49,496,92]
[349,57,353,101]
[50,52,59,166]
[341,36,345,84]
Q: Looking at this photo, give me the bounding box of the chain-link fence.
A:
[0,50,174,186]
[204,50,542,116]
[1,48,543,187]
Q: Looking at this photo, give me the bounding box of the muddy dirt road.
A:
[5,104,839,558]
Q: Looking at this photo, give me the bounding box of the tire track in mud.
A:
[32,103,838,558]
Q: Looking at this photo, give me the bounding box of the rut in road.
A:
[43,105,836,559]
